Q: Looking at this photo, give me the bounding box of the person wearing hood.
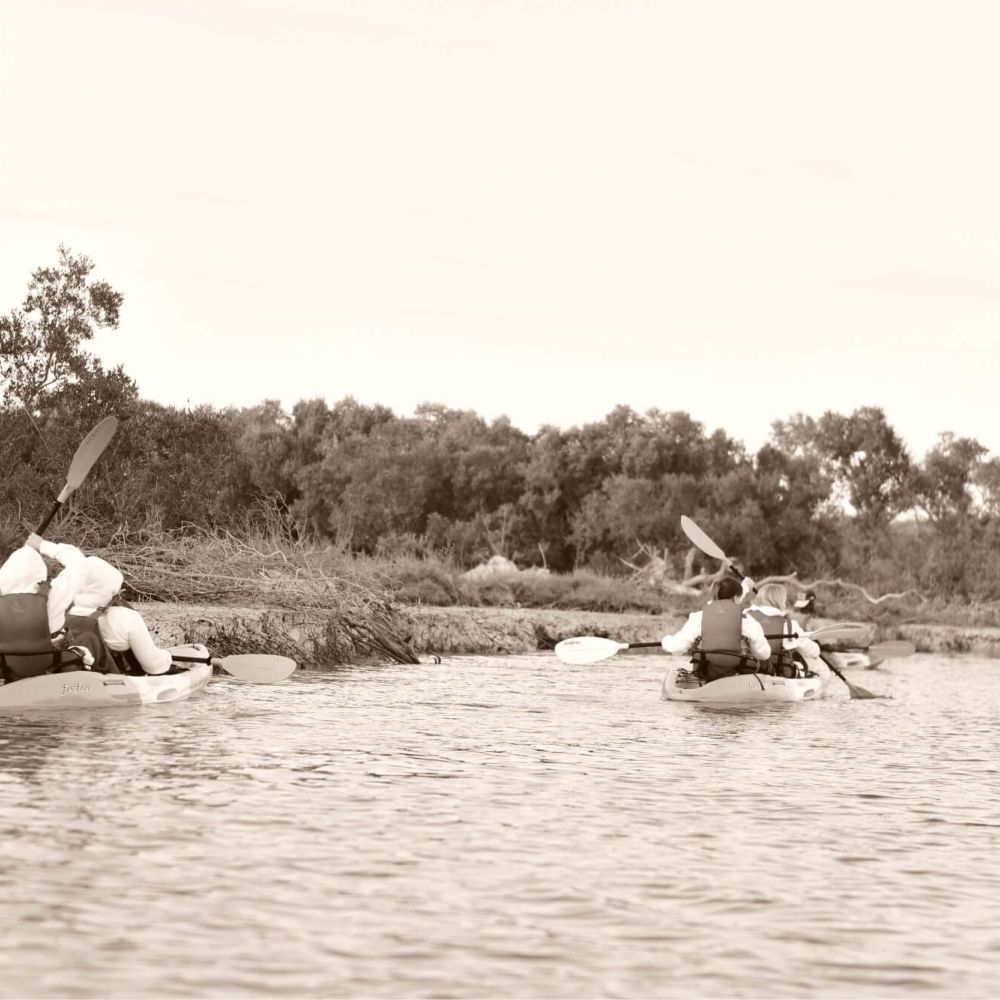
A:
[64,556,207,675]
[0,534,88,681]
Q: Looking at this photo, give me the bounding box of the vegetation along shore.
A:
[6,247,1000,662]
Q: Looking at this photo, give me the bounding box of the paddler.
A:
[63,555,208,675]
[661,576,771,685]
[745,582,821,675]
[792,588,817,625]
[0,533,92,680]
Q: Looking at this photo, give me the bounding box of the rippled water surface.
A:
[2,653,1000,998]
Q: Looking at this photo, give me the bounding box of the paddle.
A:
[558,624,875,666]
[213,654,297,683]
[680,515,751,585]
[819,652,882,699]
[170,651,297,683]
[809,620,869,636]
[35,416,120,535]
[555,637,662,664]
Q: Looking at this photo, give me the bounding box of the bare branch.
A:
[757,572,926,605]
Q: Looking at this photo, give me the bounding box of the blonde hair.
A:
[756,582,788,610]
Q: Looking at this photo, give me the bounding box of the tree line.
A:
[3,248,999,599]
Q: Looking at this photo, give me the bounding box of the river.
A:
[1,653,999,998]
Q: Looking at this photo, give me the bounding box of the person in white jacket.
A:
[0,534,86,634]
[661,576,771,659]
[63,555,207,675]
[0,534,90,679]
[661,576,772,686]
[746,582,830,686]
[746,582,821,659]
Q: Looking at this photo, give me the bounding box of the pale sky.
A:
[2,0,998,459]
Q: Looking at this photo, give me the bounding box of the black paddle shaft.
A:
[35,500,64,536]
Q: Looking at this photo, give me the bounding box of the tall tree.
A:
[0,245,131,411]
[773,407,912,528]
[912,432,987,527]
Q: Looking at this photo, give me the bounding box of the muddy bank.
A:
[400,608,1000,660]
[140,602,1000,665]
[139,602,684,667]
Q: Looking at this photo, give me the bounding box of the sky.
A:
[1,0,998,459]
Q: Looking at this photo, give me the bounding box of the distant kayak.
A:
[0,662,212,711]
[828,650,884,671]
[661,656,833,704]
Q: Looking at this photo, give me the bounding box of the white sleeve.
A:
[742,615,772,660]
[123,611,174,675]
[662,611,701,654]
[784,617,820,658]
[39,542,86,630]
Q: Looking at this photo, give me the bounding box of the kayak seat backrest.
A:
[693,600,759,682]
[0,592,84,682]
[64,613,122,675]
[0,593,53,655]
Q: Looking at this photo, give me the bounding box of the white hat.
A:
[0,546,48,595]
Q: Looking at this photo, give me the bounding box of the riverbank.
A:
[140,601,1000,666]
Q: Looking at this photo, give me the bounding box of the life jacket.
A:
[64,609,121,675]
[691,599,760,682]
[747,610,800,677]
[0,590,84,682]
[64,595,144,676]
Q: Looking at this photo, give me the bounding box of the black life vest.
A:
[0,590,82,682]
[691,599,761,682]
[64,609,122,675]
[64,594,146,675]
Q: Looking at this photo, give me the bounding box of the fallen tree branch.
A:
[758,573,926,606]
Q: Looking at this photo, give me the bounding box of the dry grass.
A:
[40,513,422,665]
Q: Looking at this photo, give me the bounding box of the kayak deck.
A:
[0,663,212,711]
[661,657,832,703]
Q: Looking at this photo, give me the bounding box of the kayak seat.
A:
[690,648,764,683]
[0,647,89,684]
[771,655,812,679]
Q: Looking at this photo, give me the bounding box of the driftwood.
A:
[618,541,923,607]
[757,573,925,606]
[619,543,721,596]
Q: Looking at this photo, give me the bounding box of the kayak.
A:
[828,650,883,671]
[661,655,833,704]
[0,662,212,711]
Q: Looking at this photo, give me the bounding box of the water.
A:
[2,653,1000,999]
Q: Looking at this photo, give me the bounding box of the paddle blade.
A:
[844,677,880,699]
[822,654,883,699]
[809,621,869,636]
[680,515,727,561]
[213,654,297,683]
[65,417,119,493]
[554,637,628,664]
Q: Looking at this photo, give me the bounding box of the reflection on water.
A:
[1,654,1000,998]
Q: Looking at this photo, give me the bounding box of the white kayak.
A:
[0,663,212,711]
[661,656,833,704]
[828,650,883,671]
